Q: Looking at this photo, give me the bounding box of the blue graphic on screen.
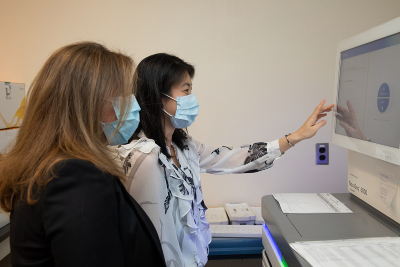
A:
[377,83,390,113]
[336,31,400,148]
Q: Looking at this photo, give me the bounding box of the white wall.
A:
[1,0,400,207]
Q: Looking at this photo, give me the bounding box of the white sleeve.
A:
[191,138,283,174]
[126,150,167,238]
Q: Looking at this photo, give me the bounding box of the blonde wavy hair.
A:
[0,42,134,212]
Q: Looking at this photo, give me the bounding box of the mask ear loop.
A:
[162,93,177,101]
[163,109,173,116]
[162,93,177,117]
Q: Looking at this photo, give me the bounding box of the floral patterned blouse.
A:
[115,133,282,267]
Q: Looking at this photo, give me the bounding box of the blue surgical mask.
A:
[163,93,199,129]
[101,95,141,146]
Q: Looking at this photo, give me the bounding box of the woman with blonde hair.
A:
[0,42,166,267]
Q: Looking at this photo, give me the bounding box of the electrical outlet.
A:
[316,143,329,165]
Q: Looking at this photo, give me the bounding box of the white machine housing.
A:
[348,151,400,224]
[331,17,400,166]
[331,17,400,224]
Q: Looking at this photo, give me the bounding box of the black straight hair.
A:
[131,53,195,158]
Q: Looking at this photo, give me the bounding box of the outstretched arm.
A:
[193,99,333,174]
[279,99,334,153]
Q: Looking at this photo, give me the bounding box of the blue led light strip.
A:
[262,223,288,267]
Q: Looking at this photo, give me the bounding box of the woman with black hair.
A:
[115,53,333,267]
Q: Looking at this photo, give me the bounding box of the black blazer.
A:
[10,159,166,267]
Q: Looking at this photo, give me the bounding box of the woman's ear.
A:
[161,95,167,108]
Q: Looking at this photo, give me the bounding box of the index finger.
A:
[312,99,326,116]
[321,104,334,112]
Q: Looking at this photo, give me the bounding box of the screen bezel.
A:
[331,17,400,166]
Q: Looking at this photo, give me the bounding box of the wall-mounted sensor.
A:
[316,143,329,165]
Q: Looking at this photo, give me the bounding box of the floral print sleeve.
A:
[187,137,283,174]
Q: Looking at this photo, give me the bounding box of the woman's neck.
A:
[164,115,180,166]
[164,116,175,147]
